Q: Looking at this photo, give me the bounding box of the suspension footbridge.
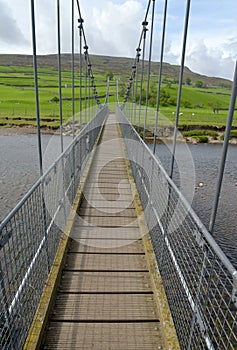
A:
[0,0,237,349]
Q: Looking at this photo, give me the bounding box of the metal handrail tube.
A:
[0,106,108,349]
[117,104,237,349]
[117,105,237,279]
[137,165,214,349]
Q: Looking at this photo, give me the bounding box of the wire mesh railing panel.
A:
[0,106,108,349]
[117,106,237,350]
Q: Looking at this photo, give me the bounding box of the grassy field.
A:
[0,64,114,129]
[0,58,236,132]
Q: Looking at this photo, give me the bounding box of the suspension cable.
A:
[170,0,192,179]
[132,49,141,124]
[143,0,156,141]
[30,0,43,176]
[131,64,137,124]
[84,46,88,123]
[122,0,152,125]
[138,23,148,129]
[153,0,168,154]
[78,18,83,124]
[209,61,237,234]
[75,0,101,125]
[57,0,63,153]
[88,63,92,120]
[71,0,75,138]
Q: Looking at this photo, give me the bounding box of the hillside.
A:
[0,54,236,134]
[0,54,232,88]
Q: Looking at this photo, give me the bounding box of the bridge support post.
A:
[30,0,43,177]
[57,0,63,154]
[209,60,237,234]
[71,0,75,138]
[153,0,168,154]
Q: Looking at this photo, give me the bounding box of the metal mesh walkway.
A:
[41,115,164,349]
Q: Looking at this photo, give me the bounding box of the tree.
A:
[119,84,126,97]
[195,80,203,88]
[148,96,156,107]
[186,77,191,85]
[160,88,171,106]
[105,71,114,81]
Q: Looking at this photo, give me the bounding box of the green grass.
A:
[221,130,237,140]
[0,64,114,129]
[183,129,218,138]
[192,135,209,143]
[0,63,236,131]
[230,130,237,138]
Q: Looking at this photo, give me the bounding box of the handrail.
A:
[0,106,108,349]
[117,104,237,349]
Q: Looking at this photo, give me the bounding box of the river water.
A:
[0,134,72,222]
[0,134,236,268]
[151,142,237,268]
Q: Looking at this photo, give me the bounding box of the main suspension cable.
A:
[75,0,101,123]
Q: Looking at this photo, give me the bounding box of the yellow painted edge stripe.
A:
[117,119,181,350]
[23,117,107,350]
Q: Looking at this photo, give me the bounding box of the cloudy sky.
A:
[0,0,236,80]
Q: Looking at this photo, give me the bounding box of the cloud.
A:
[0,0,28,47]
[0,0,235,80]
[186,39,236,80]
[81,0,145,57]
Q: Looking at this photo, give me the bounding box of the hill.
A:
[0,54,236,134]
[0,53,232,89]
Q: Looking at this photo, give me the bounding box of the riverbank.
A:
[0,126,53,136]
[136,126,237,145]
[0,124,81,137]
[0,125,237,144]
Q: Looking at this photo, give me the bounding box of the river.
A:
[0,134,236,268]
[0,134,72,222]
[151,142,237,268]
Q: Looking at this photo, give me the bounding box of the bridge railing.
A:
[117,105,237,350]
[0,105,108,349]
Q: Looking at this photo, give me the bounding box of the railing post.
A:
[31,0,50,272]
[116,79,119,105]
[153,0,168,154]
[170,0,191,179]
[84,46,88,124]
[134,49,141,126]
[78,18,83,125]
[30,0,43,177]
[71,0,75,139]
[138,23,148,130]
[88,63,92,121]
[144,0,156,141]
[71,0,76,198]
[57,0,63,154]
[209,60,237,234]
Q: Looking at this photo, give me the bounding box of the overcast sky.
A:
[0,0,236,80]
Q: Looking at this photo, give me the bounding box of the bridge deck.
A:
[41,115,164,349]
